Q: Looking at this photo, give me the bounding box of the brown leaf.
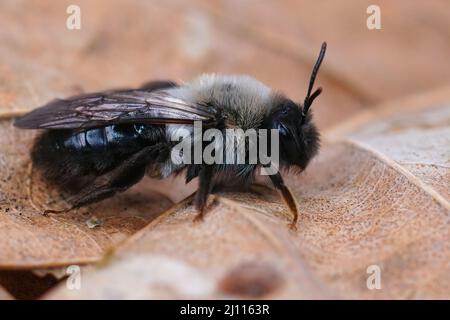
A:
[2,0,450,299]
[0,284,13,300]
[0,0,368,130]
[45,87,449,299]
[198,0,450,103]
[0,118,173,269]
[44,194,333,299]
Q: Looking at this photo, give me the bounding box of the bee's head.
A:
[265,42,326,170]
[266,97,320,170]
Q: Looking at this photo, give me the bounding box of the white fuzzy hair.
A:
[159,74,277,178]
[167,73,275,129]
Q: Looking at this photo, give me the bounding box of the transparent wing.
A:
[14,89,217,129]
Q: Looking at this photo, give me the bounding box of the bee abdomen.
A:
[31,124,157,188]
[60,124,146,152]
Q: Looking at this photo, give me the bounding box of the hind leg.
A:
[65,144,167,209]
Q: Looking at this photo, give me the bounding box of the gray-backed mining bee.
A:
[14,42,327,228]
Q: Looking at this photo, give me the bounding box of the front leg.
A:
[269,172,299,229]
[193,165,214,222]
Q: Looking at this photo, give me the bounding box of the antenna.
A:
[302,42,327,122]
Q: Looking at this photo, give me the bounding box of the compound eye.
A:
[277,122,290,137]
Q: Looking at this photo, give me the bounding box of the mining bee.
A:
[15,43,327,228]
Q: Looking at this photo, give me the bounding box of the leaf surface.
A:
[45,88,450,299]
[0,119,173,268]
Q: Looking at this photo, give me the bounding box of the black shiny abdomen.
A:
[58,124,148,153]
[31,124,166,188]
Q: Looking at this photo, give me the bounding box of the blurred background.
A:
[1,0,450,130]
[0,0,449,300]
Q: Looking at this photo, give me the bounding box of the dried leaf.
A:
[45,88,449,299]
[44,195,333,299]
[0,119,173,269]
[0,0,367,130]
[46,255,226,299]
[0,285,12,300]
[199,0,450,103]
[1,0,450,299]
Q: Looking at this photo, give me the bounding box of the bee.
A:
[14,42,326,228]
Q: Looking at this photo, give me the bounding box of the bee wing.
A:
[14,89,217,129]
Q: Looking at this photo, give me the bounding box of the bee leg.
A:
[269,172,298,230]
[68,145,165,208]
[68,184,129,209]
[193,165,214,223]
